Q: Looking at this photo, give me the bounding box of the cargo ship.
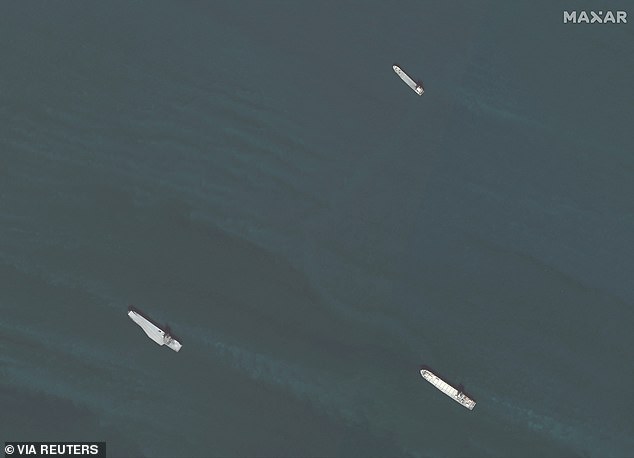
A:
[393,65,424,96]
[128,306,182,352]
[420,369,476,410]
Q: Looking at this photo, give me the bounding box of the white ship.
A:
[128,306,182,352]
[393,65,424,96]
[420,369,476,410]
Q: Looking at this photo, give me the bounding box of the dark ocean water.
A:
[1,2,633,457]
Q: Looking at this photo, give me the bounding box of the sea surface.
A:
[1,2,633,457]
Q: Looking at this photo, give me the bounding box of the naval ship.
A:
[393,65,424,96]
[128,306,182,352]
[420,369,476,410]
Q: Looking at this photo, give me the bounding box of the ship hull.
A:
[420,369,476,410]
[128,309,182,352]
[393,65,424,96]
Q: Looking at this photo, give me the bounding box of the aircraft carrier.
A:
[128,306,182,352]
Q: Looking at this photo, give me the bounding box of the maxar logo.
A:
[563,11,627,23]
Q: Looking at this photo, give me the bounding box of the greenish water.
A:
[1,2,633,457]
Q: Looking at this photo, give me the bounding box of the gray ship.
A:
[393,65,424,96]
[128,306,182,352]
[420,369,476,410]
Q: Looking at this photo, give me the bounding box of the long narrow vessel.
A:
[420,369,476,410]
[128,306,182,352]
[393,65,424,96]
